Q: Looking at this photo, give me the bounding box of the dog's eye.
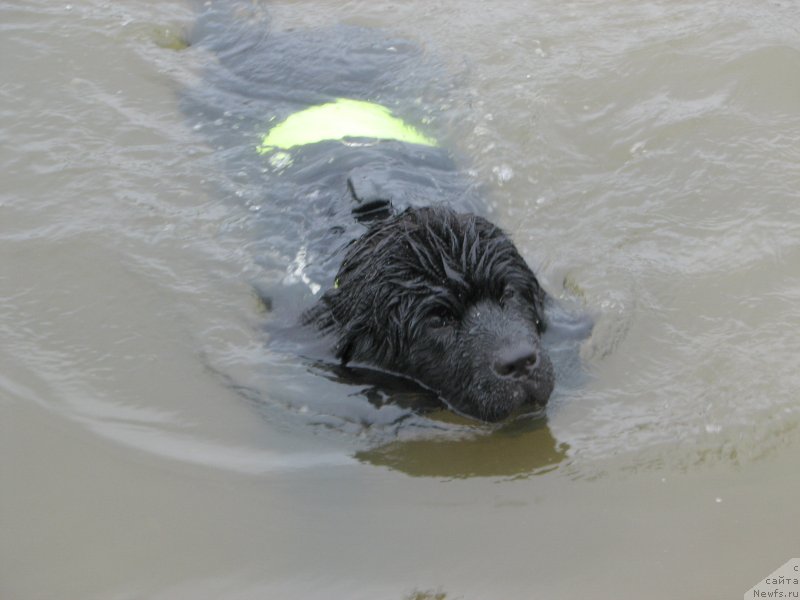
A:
[428,307,455,329]
[534,316,545,334]
[500,286,516,306]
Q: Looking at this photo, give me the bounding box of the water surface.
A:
[2,1,799,598]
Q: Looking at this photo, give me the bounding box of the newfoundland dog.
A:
[186,1,561,422]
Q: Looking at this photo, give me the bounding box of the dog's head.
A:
[303,206,554,422]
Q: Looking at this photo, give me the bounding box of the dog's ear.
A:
[335,338,355,366]
[300,291,336,331]
[302,288,359,365]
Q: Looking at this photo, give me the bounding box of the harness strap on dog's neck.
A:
[257,98,438,154]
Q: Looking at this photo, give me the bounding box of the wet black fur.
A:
[185,1,558,422]
[303,206,555,422]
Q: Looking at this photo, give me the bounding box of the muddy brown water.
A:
[2,1,800,599]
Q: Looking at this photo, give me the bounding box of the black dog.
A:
[186,2,558,422]
[303,206,554,422]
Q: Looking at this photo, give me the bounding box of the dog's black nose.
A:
[493,345,539,378]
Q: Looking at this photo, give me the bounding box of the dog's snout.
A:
[493,345,539,379]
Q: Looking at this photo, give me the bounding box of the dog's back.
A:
[183,1,482,289]
[182,2,585,422]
